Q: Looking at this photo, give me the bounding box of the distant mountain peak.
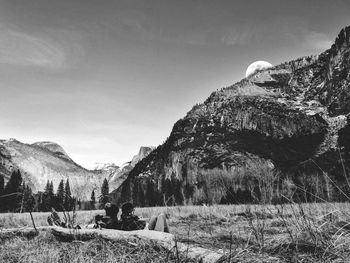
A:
[91,162,120,171]
[32,141,72,161]
[108,146,155,191]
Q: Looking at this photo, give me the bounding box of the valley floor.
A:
[1,203,350,262]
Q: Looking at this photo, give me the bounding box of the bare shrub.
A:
[194,159,277,205]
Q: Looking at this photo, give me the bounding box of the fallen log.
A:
[0,227,225,263]
[51,228,225,263]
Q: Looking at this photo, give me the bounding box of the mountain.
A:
[112,25,350,206]
[0,138,154,201]
[88,147,154,191]
[0,139,104,200]
[108,146,155,190]
[91,162,121,182]
[91,163,120,173]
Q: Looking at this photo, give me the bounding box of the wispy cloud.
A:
[284,29,334,51]
[112,12,265,47]
[0,25,67,69]
[220,24,264,46]
[303,31,333,51]
[113,14,259,47]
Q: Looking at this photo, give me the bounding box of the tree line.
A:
[36,178,75,212]
[119,157,350,207]
[0,170,112,213]
[0,170,34,212]
[0,170,76,213]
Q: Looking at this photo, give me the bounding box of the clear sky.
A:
[0,0,349,168]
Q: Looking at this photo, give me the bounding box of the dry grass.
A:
[0,231,194,263]
[1,203,350,262]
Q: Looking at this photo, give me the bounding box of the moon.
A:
[245,61,273,78]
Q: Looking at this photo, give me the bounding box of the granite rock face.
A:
[112,26,350,206]
[0,139,104,200]
[108,146,155,191]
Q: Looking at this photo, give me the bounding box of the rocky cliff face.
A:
[108,146,155,191]
[112,25,350,206]
[32,141,73,161]
[0,139,105,200]
[91,162,121,183]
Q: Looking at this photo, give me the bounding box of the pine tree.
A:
[99,178,109,208]
[5,170,23,194]
[171,178,184,205]
[49,181,54,195]
[56,179,65,209]
[19,181,26,213]
[4,170,23,211]
[38,192,44,212]
[23,185,35,212]
[64,179,72,210]
[0,174,4,212]
[90,190,96,210]
[0,174,4,195]
[42,180,52,211]
[145,181,155,206]
[49,181,55,207]
[44,180,50,192]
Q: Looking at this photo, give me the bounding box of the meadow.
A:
[1,203,350,262]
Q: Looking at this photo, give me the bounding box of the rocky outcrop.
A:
[91,162,121,183]
[130,146,155,166]
[32,141,72,161]
[112,25,350,206]
[108,146,155,191]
